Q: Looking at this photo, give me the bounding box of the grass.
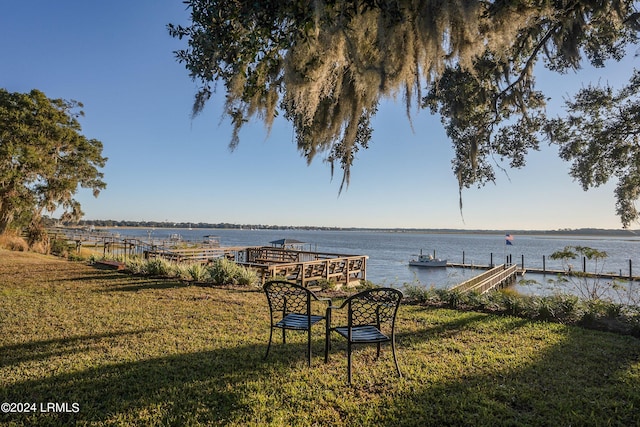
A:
[1,249,639,426]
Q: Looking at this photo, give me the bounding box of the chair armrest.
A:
[325,305,339,326]
[317,297,332,304]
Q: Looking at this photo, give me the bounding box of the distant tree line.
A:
[67,219,639,236]
[74,219,342,231]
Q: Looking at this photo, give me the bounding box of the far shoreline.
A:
[71,223,640,238]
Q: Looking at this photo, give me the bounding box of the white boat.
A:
[409,250,447,268]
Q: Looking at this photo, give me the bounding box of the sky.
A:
[1,1,638,230]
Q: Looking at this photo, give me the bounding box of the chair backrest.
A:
[264,280,315,317]
[342,287,403,328]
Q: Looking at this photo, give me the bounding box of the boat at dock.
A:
[409,250,447,268]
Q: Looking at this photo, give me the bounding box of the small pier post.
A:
[490,252,493,268]
[542,255,546,273]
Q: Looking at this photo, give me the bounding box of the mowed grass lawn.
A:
[1,249,639,426]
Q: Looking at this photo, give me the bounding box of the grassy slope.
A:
[1,249,639,426]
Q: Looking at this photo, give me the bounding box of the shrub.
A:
[399,283,639,337]
[187,263,210,282]
[584,299,624,319]
[235,266,258,287]
[208,258,258,287]
[532,296,556,321]
[50,238,73,257]
[403,284,436,304]
[0,232,29,251]
[461,290,489,310]
[124,257,147,275]
[355,280,379,290]
[146,258,173,277]
[496,289,530,317]
[315,278,338,290]
[26,222,50,253]
[444,288,463,309]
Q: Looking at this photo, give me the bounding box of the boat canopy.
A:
[269,238,307,249]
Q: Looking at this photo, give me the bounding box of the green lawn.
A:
[1,249,639,426]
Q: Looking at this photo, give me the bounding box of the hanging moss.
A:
[169,0,637,210]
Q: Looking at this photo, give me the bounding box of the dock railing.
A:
[452,264,519,294]
[239,247,367,287]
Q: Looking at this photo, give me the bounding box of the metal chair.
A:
[325,287,403,383]
[263,280,331,366]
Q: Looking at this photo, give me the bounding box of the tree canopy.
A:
[169,0,640,227]
[0,88,107,234]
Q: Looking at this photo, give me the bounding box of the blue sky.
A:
[2,1,638,230]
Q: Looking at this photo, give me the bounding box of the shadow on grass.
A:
[0,329,158,368]
[57,273,129,282]
[1,342,287,426]
[98,279,192,292]
[395,311,493,343]
[2,308,639,426]
[383,327,640,426]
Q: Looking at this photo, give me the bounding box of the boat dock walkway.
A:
[451,264,519,294]
[448,262,639,282]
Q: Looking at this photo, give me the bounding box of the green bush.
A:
[145,258,174,277]
[398,284,639,337]
[584,299,624,320]
[124,257,147,275]
[235,265,258,286]
[186,263,210,282]
[50,238,73,256]
[461,290,489,310]
[97,255,257,286]
[403,284,436,303]
[315,278,338,290]
[207,258,258,287]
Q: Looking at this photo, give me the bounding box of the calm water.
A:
[104,228,639,294]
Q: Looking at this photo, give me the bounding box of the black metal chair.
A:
[325,287,403,383]
[263,280,331,366]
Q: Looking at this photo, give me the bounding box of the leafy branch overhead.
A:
[169,0,640,226]
[546,71,640,228]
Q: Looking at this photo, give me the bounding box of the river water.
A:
[103,228,639,295]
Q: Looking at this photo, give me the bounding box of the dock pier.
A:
[451,264,520,294]
[47,227,368,288]
[448,262,639,282]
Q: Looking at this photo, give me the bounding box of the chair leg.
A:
[347,342,352,384]
[307,327,312,367]
[324,329,331,363]
[391,338,401,378]
[282,327,286,344]
[264,328,273,360]
[376,342,381,359]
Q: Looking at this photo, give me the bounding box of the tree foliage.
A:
[169,0,639,225]
[0,88,107,234]
[546,71,640,227]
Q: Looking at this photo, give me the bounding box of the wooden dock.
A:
[239,246,367,287]
[451,264,520,294]
[520,267,639,281]
[47,227,368,288]
[448,262,639,282]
